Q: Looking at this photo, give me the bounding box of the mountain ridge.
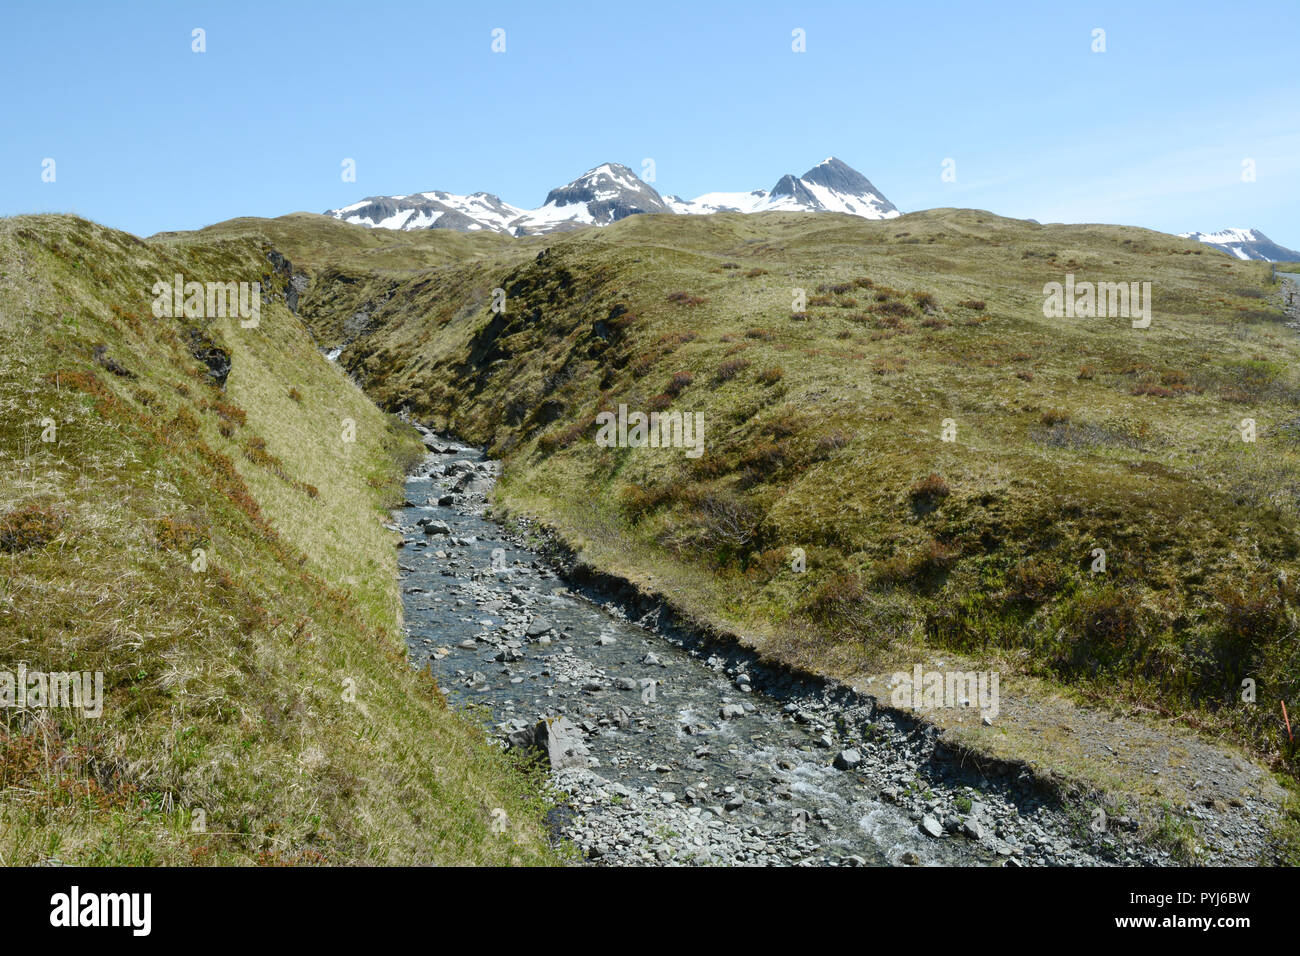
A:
[325,157,899,236]
[1178,227,1300,262]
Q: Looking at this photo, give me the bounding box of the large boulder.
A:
[533,716,590,771]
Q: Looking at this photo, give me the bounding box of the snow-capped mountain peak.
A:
[517,163,672,235]
[793,156,899,216]
[667,156,899,219]
[548,163,655,203]
[1179,228,1300,262]
[324,157,899,235]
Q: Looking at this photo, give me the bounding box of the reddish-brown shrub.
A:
[908,472,951,505]
[667,292,706,307]
[715,358,752,382]
[665,371,694,396]
[0,505,61,553]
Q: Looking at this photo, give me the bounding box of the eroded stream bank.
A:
[393,432,1175,867]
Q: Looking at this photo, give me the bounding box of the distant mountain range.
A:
[325,157,899,236]
[1178,228,1300,262]
[325,161,1298,258]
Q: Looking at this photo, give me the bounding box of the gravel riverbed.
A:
[394,433,1205,867]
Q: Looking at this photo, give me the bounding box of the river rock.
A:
[833,749,863,771]
[506,725,535,750]
[533,716,590,771]
[962,818,986,841]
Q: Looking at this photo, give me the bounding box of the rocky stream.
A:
[393,433,1187,867]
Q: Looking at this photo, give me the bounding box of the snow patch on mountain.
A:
[1179,228,1300,262]
[664,190,771,215]
[332,190,526,234]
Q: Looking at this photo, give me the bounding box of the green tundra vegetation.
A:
[5,204,1300,863]
[196,208,1300,850]
[0,215,555,865]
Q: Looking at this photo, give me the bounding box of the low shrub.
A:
[715,358,751,382]
[667,292,706,307]
[0,505,61,553]
[909,472,951,506]
[664,371,693,396]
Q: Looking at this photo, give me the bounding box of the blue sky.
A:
[3,0,1297,246]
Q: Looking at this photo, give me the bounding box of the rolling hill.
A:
[0,215,556,865]
[216,206,1300,855]
[8,203,1300,863]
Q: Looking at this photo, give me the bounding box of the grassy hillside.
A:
[0,214,555,865]
[248,208,1300,836]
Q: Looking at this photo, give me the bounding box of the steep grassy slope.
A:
[248,208,1300,845]
[0,215,555,865]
